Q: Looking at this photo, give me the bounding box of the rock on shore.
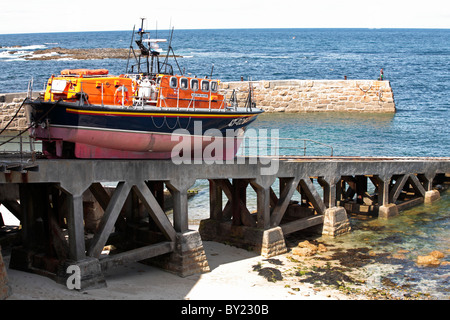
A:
[416,250,446,266]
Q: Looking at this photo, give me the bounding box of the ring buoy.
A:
[114,86,129,105]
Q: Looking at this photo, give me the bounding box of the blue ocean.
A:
[0,28,449,298]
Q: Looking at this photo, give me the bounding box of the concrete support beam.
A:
[299,177,326,215]
[281,215,324,235]
[87,182,131,258]
[408,174,426,198]
[60,257,106,291]
[133,181,177,242]
[389,174,409,203]
[271,176,300,226]
[376,175,391,206]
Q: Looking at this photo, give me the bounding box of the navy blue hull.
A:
[30,101,262,136]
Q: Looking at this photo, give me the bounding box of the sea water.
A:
[0,28,449,298]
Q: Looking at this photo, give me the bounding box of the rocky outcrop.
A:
[25,47,130,60]
[19,47,183,61]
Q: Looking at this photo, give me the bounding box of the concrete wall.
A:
[221,79,395,113]
[0,79,395,130]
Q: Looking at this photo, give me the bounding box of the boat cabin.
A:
[42,70,227,110]
[155,74,225,110]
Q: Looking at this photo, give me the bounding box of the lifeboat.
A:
[26,19,263,160]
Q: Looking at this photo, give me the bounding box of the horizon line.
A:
[1,26,450,36]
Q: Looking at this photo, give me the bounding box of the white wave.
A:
[1,44,46,51]
[0,51,28,59]
[4,58,26,62]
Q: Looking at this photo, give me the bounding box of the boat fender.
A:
[114,86,129,105]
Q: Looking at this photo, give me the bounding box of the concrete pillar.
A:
[66,193,87,261]
[260,227,287,257]
[166,178,195,233]
[209,179,223,220]
[424,190,440,204]
[377,175,399,219]
[322,206,351,237]
[378,204,399,219]
[319,176,351,237]
[422,172,441,204]
[0,246,11,300]
[149,230,210,277]
[199,219,287,257]
[318,176,339,208]
[252,176,276,229]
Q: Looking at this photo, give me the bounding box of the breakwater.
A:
[222,79,395,113]
[0,79,395,131]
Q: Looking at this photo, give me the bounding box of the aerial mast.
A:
[126,18,173,77]
[135,18,150,74]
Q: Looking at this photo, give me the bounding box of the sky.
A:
[1,0,449,34]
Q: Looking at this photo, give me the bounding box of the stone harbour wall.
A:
[221,79,396,113]
[0,93,31,132]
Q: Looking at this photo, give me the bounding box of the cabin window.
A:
[201,80,209,92]
[170,77,178,88]
[191,79,199,91]
[211,81,218,93]
[180,78,188,89]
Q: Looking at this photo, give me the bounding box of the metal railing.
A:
[0,134,41,163]
[238,136,334,157]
